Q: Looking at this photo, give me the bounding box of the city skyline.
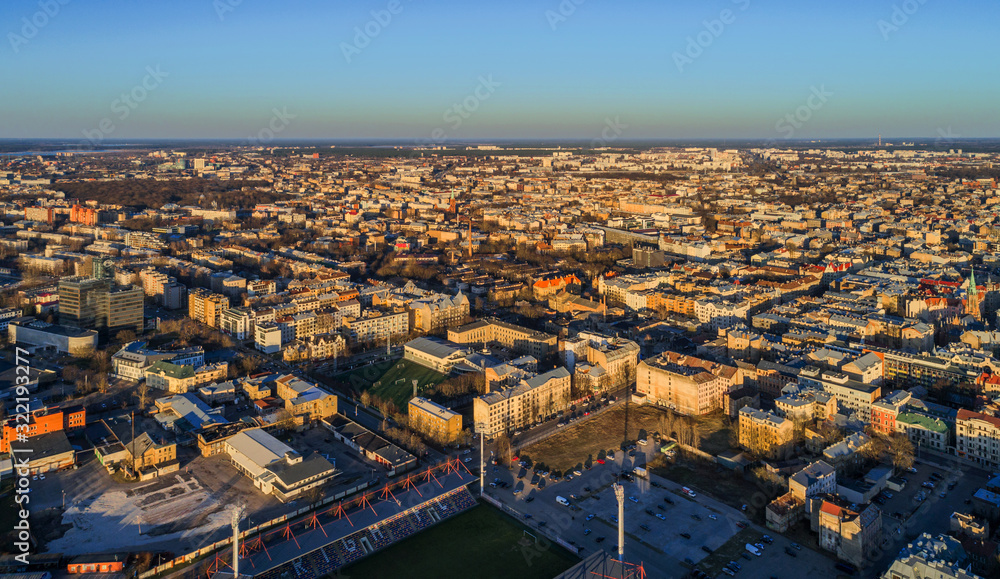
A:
[2,0,998,141]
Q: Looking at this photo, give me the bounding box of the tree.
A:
[274,409,296,432]
[95,374,110,395]
[115,330,137,345]
[495,432,511,463]
[302,486,324,508]
[91,349,111,374]
[135,380,152,412]
[889,433,915,472]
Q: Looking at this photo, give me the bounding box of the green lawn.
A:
[333,359,448,411]
[340,505,578,579]
[368,359,448,410]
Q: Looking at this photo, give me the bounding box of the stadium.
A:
[208,458,478,579]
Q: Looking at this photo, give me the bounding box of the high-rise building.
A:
[59,277,111,329]
[105,285,144,333]
[189,288,229,328]
[59,277,144,334]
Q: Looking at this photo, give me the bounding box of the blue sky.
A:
[0,0,996,140]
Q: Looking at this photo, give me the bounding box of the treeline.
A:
[584,172,683,183]
[930,167,1000,181]
[51,178,279,209]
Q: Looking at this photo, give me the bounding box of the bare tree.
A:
[135,380,152,412]
[95,374,110,395]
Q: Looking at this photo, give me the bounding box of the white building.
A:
[255,321,282,354]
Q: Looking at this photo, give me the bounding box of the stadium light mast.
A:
[476,421,486,497]
[231,503,246,578]
[614,483,625,562]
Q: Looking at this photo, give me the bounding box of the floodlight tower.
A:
[476,421,486,497]
[614,483,625,562]
[231,503,246,578]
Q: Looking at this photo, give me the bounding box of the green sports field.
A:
[369,359,448,408]
[339,504,578,579]
[336,359,448,410]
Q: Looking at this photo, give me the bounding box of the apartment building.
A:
[0,405,86,453]
[282,333,346,363]
[408,291,470,333]
[111,341,204,381]
[188,288,229,328]
[814,496,882,569]
[144,361,229,394]
[636,352,739,415]
[775,387,837,422]
[473,367,571,436]
[448,317,557,360]
[895,411,950,452]
[139,268,187,309]
[956,409,1000,470]
[882,533,981,579]
[870,390,913,435]
[255,321,282,354]
[408,396,462,444]
[738,407,794,460]
[220,306,252,341]
[789,460,837,506]
[343,307,408,344]
[798,366,881,422]
[274,374,338,424]
[247,279,277,297]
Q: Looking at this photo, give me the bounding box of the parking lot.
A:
[864,455,992,577]
[484,440,879,579]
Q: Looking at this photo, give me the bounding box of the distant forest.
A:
[584,172,684,182]
[51,178,278,209]
[929,167,1000,181]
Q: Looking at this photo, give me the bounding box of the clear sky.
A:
[0,0,997,141]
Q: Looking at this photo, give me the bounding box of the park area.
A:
[521,404,733,473]
[335,359,449,409]
[341,504,578,579]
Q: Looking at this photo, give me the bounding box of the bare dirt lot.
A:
[36,425,387,556]
[43,454,281,556]
[521,405,733,472]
